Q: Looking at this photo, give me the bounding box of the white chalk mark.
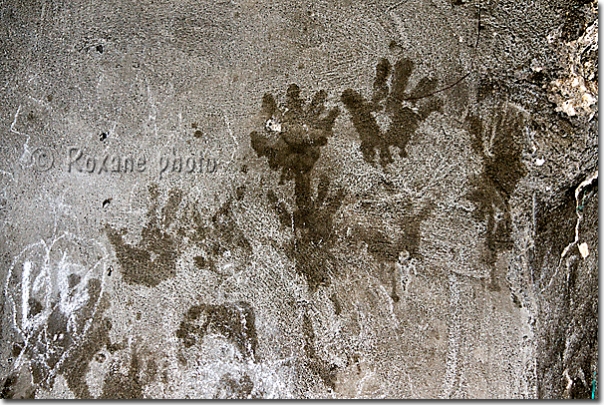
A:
[356,367,376,397]
[21,261,32,331]
[27,95,46,106]
[560,170,598,259]
[0,170,15,183]
[223,111,238,164]
[441,272,461,399]
[10,106,21,132]
[378,284,399,328]
[532,192,537,238]
[127,181,142,216]
[386,0,410,12]
[9,105,34,164]
[145,77,159,138]
[4,228,109,384]
[541,170,598,293]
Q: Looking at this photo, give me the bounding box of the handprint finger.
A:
[261,93,279,120]
[309,89,327,118]
[285,84,304,121]
[372,58,391,104]
[390,59,414,101]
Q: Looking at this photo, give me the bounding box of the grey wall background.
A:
[0,0,598,398]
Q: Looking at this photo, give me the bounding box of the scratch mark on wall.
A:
[222,111,238,164]
[9,106,33,166]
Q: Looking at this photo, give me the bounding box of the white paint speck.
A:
[265,118,281,133]
[578,242,589,259]
[535,158,545,166]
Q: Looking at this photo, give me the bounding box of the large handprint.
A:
[250,84,339,208]
[341,58,442,167]
[250,84,344,291]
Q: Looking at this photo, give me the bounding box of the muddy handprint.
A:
[250,85,344,291]
[342,58,442,167]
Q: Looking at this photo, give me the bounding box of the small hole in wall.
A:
[102,198,112,208]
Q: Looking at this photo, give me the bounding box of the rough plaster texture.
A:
[0,0,598,399]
